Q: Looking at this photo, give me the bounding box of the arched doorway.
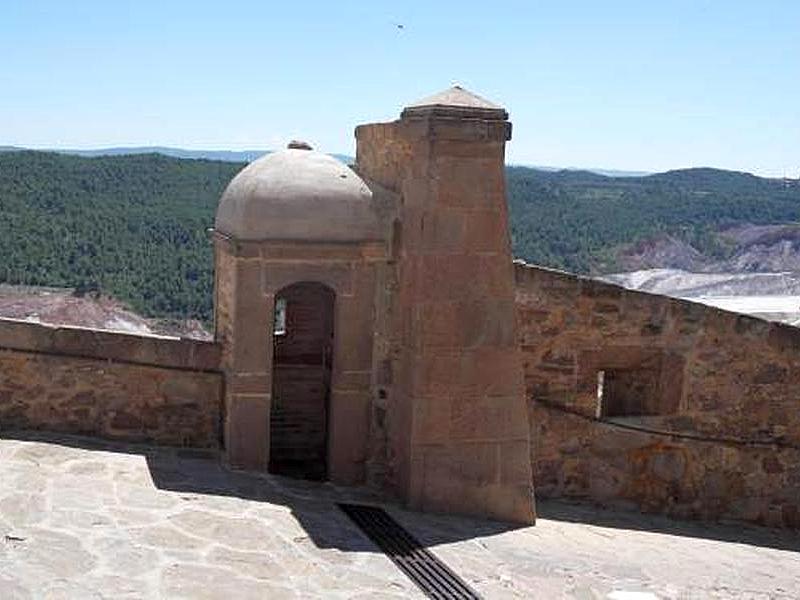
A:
[270,282,335,480]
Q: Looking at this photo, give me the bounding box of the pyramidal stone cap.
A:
[401,85,508,121]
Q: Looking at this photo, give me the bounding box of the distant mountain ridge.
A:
[6,144,794,183]
[1,149,799,322]
[0,145,267,162]
[52,146,268,163]
[521,165,651,178]
[0,146,353,165]
[3,145,791,181]
[1,145,661,176]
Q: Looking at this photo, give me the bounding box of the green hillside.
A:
[0,150,799,322]
[507,167,800,272]
[0,151,239,321]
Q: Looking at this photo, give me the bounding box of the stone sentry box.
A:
[213,145,386,485]
[212,87,536,523]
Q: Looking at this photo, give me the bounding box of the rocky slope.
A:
[601,269,800,326]
[616,224,800,273]
[606,224,800,327]
[0,285,211,339]
[603,267,800,327]
[716,224,800,272]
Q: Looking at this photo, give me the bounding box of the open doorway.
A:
[270,282,335,480]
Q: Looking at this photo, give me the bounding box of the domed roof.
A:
[215,146,380,242]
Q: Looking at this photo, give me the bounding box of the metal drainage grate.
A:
[338,503,481,600]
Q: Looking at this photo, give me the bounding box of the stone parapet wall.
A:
[515,262,800,528]
[0,318,223,448]
[0,317,221,371]
[532,402,800,528]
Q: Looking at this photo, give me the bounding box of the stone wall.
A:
[0,318,223,448]
[516,262,800,528]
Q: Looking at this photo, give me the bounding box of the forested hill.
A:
[1,150,799,322]
[0,151,240,321]
[507,166,800,273]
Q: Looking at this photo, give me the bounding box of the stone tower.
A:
[356,86,536,523]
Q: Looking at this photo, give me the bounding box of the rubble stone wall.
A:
[516,262,800,528]
[0,318,223,448]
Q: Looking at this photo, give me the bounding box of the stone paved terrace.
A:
[0,434,798,599]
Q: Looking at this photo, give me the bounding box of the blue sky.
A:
[1,1,797,176]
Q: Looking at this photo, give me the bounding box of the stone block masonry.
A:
[0,318,223,448]
[516,261,800,528]
[356,87,535,524]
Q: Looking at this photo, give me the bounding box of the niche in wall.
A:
[580,347,684,418]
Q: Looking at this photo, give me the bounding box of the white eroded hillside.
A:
[603,269,800,327]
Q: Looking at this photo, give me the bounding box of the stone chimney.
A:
[356,86,536,523]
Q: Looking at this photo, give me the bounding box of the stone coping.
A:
[0,317,221,372]
[212,230,389,260]
[513,259,800,344]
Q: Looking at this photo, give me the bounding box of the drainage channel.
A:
[338,503,481,600]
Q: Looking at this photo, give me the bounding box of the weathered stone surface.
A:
[517,262,800,528]
[0,436,798,599]
[214,226,382,484]
[357,88,535,524]
[0,317,220,371]
[225,394,270,471]
[0,347,222,448]
[215,148,381,243]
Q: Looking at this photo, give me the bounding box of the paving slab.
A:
[0,433,797,599]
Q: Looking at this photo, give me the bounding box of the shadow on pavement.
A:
[537,498,800,553]
[8,431,795,555]
[1,430,520,553]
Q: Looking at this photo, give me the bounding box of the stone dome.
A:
[215,147,380,242]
